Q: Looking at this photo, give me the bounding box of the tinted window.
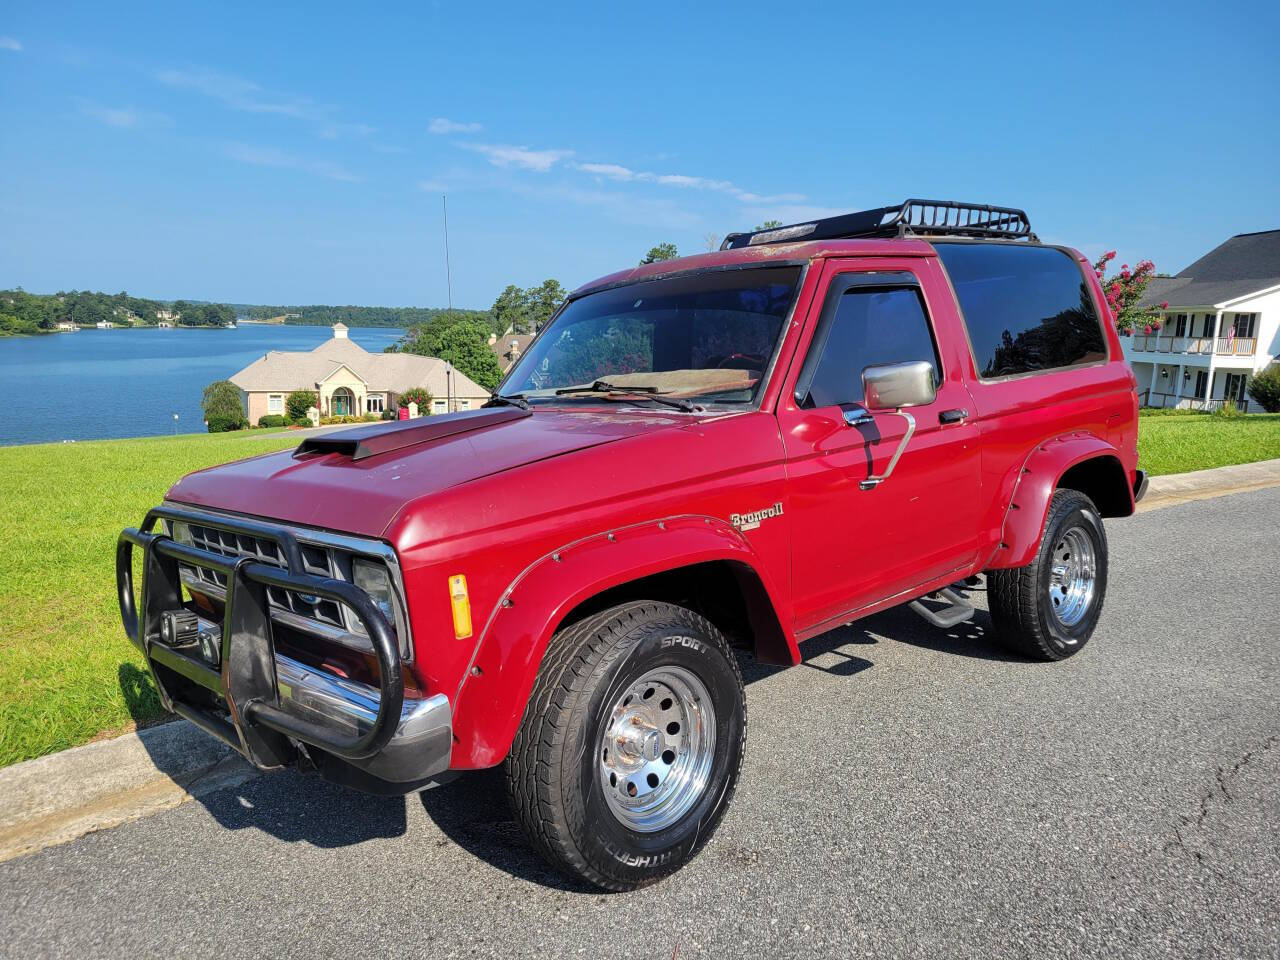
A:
[802,285,940,408]
[934,243,1107,378]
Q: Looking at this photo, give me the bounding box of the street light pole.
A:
[172,413,179,435]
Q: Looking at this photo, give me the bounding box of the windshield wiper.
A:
[555,380,659,396]
[483,393,531,411]
[554,381,699,412]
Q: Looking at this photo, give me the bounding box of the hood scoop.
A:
[293,406,530,461]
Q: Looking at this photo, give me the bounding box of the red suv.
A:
[117,200,1145,889]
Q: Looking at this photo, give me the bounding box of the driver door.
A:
[778,258,982,634]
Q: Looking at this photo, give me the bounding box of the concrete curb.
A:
[1138,457,1280,512]
[0,720,256,863]
[3,456,1278,863]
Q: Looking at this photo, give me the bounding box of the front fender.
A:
[987,432,1133,570]
[448,514,795,768]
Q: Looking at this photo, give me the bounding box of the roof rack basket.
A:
[721,199,1035,250]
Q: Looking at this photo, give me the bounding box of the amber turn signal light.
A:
[449,574,473,640]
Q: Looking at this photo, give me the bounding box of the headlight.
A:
[169,520,193,545]
[352,559,396,633]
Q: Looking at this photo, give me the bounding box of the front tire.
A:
[504,600,746,891]
[988,489,1108,661]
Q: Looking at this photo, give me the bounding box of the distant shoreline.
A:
[2,322,411,337]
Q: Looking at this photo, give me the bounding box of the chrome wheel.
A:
[1047,526,1097,628]
[598,665,716,833]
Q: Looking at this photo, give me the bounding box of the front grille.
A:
[175,520,373,638]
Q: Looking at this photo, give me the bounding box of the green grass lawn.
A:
[1,412,1278,769]
[0,430,299,767]
[1137,411,1280,476]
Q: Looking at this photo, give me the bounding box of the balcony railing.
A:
[1141,390,1253,413]
[1130,335,1257,356]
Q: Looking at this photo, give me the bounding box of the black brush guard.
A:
[115,506,404,772]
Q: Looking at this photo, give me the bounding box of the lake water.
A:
[0,324,407,446]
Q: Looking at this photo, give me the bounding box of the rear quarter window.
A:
[934,243,1107,379]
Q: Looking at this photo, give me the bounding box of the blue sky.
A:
[2,0,1278,308]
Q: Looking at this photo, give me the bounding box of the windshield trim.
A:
[494,259,810,412]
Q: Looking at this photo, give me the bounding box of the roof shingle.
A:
[1138,229,1280,308]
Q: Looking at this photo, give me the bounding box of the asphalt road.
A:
[4,489,1278,959]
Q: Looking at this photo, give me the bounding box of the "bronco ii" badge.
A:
[729,501,783,531]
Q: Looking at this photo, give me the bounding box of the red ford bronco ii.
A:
[117,200,1146,889]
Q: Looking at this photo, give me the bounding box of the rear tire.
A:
[988,489,1108,661]
[504,600,746,891]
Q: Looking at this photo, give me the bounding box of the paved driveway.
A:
[3,490,1277,959]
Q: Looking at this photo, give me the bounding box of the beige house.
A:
[488,332,534,373]
[230,323,491,422]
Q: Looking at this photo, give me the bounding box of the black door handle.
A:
[939,408,968,425]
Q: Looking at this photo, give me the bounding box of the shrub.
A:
[398,386,433,413]
[1247,366,1280,413]
[1213,400,1244,419]
[319,414,372,425]
[380,409,396,421]
[206,414,246,433]
[257,414,288,428]
[202,380,244,426]
[286,389,318,422]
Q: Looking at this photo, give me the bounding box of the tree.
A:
[398,318,505,390]
[703,233,722,252]
[202,380,246,432]
[1091,252,1168,335]
[285,389,318,422]
[754,220,782,230]
[491,284,530,335]
[526,278,566,332]
[640,243,679,265]
[1247,366,1280,413]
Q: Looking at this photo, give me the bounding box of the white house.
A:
[1123,229,1280,410]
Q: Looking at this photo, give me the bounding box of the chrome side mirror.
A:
[853,361,936,490]
[862,361,936,411]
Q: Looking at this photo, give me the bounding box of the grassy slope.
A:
[0,431,298,766]
[1,413,1278,767]
[1137,412,1280,476]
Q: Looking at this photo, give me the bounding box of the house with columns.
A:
[1123,229,1280,411]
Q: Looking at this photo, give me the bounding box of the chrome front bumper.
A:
[274,650,452,784]
[116,505,452,791]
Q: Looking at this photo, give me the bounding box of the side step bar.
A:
[908,587,975,629]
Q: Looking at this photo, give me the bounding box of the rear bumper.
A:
[1133,469,1149,504]
[116,507,451,790]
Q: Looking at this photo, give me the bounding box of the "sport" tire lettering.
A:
[661,635,705,652]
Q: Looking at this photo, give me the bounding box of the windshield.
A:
[501,266,802,406]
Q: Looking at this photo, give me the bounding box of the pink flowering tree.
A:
[1092,251,1168,335]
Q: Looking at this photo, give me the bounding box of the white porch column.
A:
[1204,309,1223,407]
[1173,363,1185,407]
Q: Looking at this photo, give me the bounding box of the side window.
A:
[934,242,1107,379]
[800,283,941,408]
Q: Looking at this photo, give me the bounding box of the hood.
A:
[166,407,696,537]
